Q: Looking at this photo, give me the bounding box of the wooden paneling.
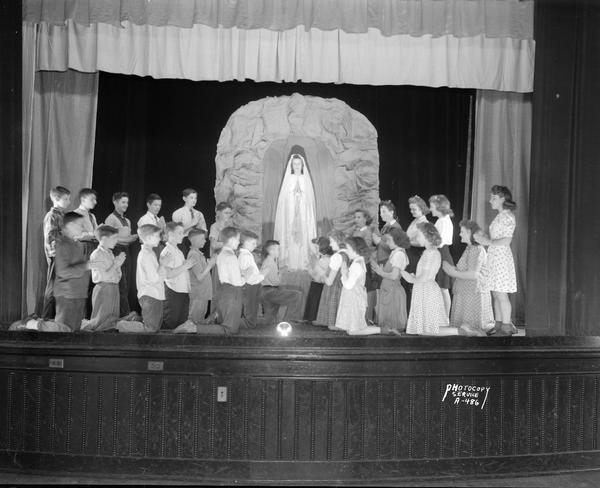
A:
[2,333,600,481]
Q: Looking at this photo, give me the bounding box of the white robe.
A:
[273,161,317,270]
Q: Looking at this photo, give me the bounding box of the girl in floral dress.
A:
[443,220,495,336]
[401,222,451,335]
[474,185,517,336]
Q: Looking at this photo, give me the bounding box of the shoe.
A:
[486,321,502,336]
[495,323,515,337]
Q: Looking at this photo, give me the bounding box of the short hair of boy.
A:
[165,221,183,234]
[188,228,207,239]
[182,188,197,198]
[78,188,97,199]
[261,239,280,258]
[146,193,161,205]
[63,211,85,227]
[221,226,240,242]
[95,224,119,240]
[138,224,161,240]
[216,201,233,212]
[240,230,259,245]
[112,192,129,202]
[50,186,70,200]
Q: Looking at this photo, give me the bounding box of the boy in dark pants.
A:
[238,230,264,328]
[41,185,71,319]
[193,227,245,335]
[260,240,303,324]
[104,192,137,317]
[160,222,195,329]
[54,212,100,331]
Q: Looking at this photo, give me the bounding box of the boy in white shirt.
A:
[81,225,125,332]
[238,230,264,328]
[172,188,206,256]
[160,222,195,329]
[127,224,166,333]
[194,227,244,335]
[260,240,303,324]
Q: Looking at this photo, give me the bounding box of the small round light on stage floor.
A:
[276,321,292,337]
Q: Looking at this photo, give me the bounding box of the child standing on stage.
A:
[172,188,206,256]
[137,194,166,230]
[125,224,165,333]
[74,188,99,258]
[81,225,126,332]
[372,227,410,333]
[315,230,346,328]
[335,237,384,335]
[259,240,303,325]
[402,222,450,335]
[104,192,137,317]
[305,237,333,324]
[238,230,264,328]
[160,222,195,330]
[42,185,71,319]
[429,195,455,316]
[54,212,100,331]
[137,193,167,258]
[474,185,518,336]
[208,202,234,314]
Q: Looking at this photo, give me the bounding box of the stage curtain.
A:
[0,0,22,324]
[527,0,600,336]
[33,20,534,92]
[23,0,533,39]
[22,65,99,315]
[471,90,531,326]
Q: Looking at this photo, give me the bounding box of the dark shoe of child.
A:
[495,323,515,337]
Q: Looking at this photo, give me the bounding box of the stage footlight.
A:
[276,321,292,337]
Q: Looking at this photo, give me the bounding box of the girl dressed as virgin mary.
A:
[273,148,318,270]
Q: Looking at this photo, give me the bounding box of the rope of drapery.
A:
[23,0,533,39]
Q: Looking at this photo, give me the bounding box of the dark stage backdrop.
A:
[93,74,474,247]
[0,0,22,325]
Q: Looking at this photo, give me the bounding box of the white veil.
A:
[273,152,318,270]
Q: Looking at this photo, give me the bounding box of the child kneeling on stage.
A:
[173,229,216,333]
[160,222,195,330]
[239,230,265,328]
[259,240,303,325]
[54,212,100,331]
[117,224,166,333]
[81,225,126,332]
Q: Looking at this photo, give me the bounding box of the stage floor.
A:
[202,322,527,338]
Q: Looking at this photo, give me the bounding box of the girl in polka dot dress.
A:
[474,185,517,336]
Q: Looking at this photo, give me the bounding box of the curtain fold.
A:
[23,69,99,315]
[471,90,531,325]
[23,0,534,39]
[34,20,534,92]
[0,0,22,324]
[527,0,600,336]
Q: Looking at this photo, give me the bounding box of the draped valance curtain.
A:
[24,0,535,92]
[24,0,533,38]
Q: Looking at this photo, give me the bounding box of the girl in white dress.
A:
[335,237,383,335]
[402,222,452,335]
[474,185,517,336]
